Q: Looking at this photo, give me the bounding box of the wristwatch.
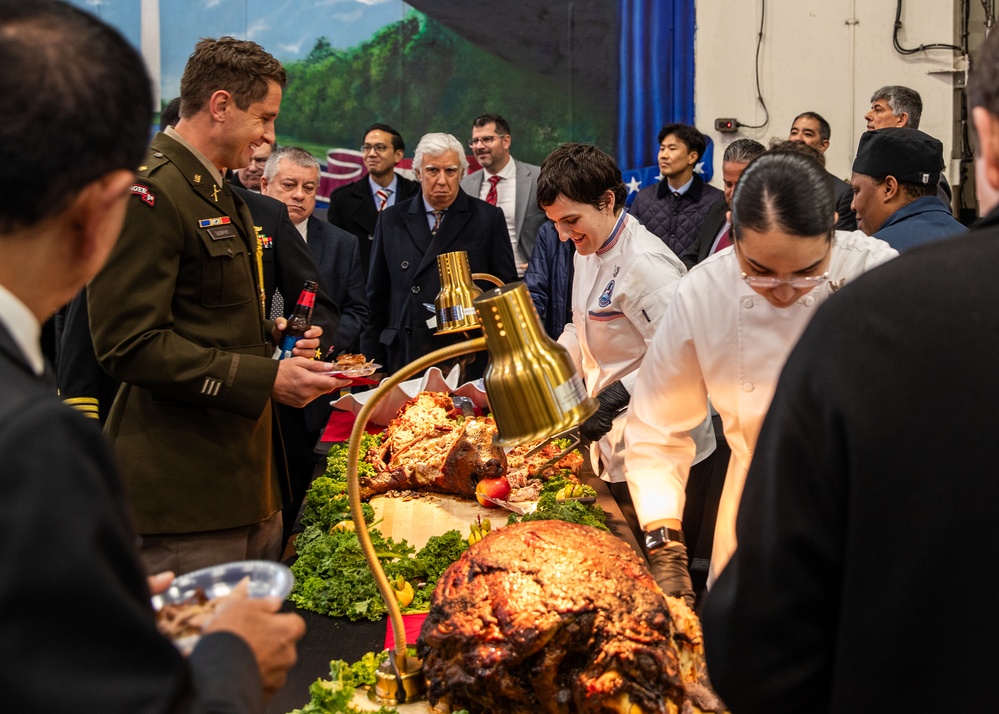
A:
[644,526,685,553]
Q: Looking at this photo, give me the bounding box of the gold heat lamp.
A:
[345,281,597,705]
[433,250,505,335]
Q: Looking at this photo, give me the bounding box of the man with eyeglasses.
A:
[461,114,547,276]
[362,132,516,377]
[849,127,965,252]
[230,141,273,192]
[328,123,420,280]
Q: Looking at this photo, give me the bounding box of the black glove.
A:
[647,543,695,609]
[579,380,630,442]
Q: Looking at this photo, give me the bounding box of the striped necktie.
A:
[485,175,502,206]
[375,188,391,212]
[431,209,445,235]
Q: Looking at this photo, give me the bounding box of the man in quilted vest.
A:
[628,123,724,258]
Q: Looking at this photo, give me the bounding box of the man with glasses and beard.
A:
[462,114,547,276]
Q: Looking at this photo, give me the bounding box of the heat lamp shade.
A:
[475,282,597,446]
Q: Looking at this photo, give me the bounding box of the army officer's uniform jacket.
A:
[89,130,283,535]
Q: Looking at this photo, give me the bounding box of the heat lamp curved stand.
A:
[344,281,597,705]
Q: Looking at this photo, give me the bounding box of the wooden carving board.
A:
[369,493,506,550]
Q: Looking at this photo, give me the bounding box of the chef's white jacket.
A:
[558,212,715,483]
[624,230,897,584]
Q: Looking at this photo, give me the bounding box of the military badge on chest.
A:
[254,225,273,249]
[598,266,620,308]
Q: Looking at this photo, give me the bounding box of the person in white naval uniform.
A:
[624,149,897,597]
[537,143,716,606]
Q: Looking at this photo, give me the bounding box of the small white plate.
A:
[327,362,381,378]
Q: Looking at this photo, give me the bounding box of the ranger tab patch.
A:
[198,216,231,228]
[129,184,155,207]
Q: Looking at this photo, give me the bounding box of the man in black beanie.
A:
[849,127,965,251]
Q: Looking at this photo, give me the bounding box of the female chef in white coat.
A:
[537,143,715,560]
[624,149,897,598]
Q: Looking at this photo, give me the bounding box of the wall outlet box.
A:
[714,118,738,133]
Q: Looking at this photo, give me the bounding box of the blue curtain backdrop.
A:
[618,0,706,203]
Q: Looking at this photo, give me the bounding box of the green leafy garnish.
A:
[506,476,608,530]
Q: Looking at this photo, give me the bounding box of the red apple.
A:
[475,476,511,507]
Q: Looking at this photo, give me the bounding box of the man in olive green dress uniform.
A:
[88,37,348,575]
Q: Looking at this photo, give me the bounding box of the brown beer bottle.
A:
[278,280,318,359]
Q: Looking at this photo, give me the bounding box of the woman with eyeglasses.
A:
[624,149,897,602]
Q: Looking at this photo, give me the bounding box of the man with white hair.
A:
[361,132,517,376]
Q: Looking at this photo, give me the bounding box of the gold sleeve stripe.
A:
[64,397,99,408]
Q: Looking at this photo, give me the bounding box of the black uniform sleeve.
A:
[0,400,262,712]
[56,287,119,424]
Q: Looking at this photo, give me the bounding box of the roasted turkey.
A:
[417,520,726,714]
[359,391,582,500]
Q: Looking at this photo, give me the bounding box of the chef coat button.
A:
[401,260,409,269]
[411,285,421,294]
[153,152,164,158]
[404,326,412,335]
[803,295,815,307]
[741,297,753,308]
[742,382,754,392]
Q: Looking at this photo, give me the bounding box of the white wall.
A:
[695,0,965,189]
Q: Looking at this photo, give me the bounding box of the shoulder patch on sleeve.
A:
[129,183,155,207]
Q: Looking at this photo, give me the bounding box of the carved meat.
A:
[361,392,507,499]
[359,391,583,501]
[417,520,726,714]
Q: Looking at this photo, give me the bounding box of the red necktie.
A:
[713,226,733,254]
[485,175,502,206]
[375,189,390,212]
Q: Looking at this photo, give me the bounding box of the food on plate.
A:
[474,475,511,507]
[359,391,582,501]
[334,353,367,366]
[417,520,726,714]
[155,588,222,641]
[327,352,379,377]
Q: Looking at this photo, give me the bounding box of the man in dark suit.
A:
[681,138,765,269]
[0,2,303,707]
[461,113,548,275]
[263,145,370,532]
[327,123,420,280]
[362,132,518,377]
[788,111,858,231]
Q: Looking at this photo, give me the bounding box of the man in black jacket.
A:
[788,110,858,231]
[327,123,420,279]
[628,123,724,258]
[0,2,304,709]
[362,132,517,377]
